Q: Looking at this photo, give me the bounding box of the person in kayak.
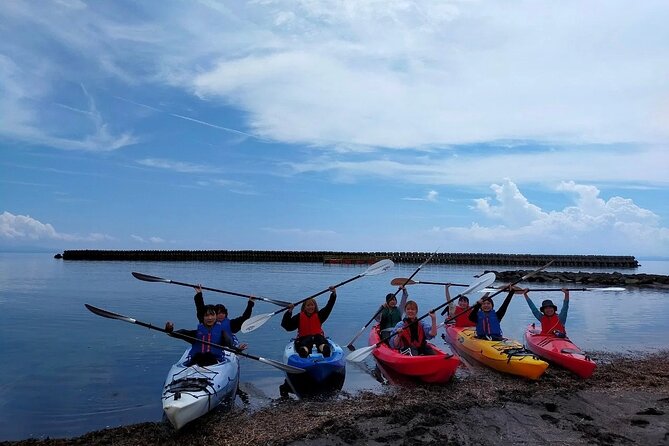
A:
[468,287,519,341]
[390,300,438,355]
[281,286,337,358]
[443,285,476,327]
[165,305,226,366]
[522,288,570,337]
[374,285,408,340]
[193,285,253,351]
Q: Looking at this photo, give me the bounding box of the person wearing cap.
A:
[522,288,570,337]
[468,286,520,340]
[443,285,476,327]
[193,285,254,350]
[374,285,408,339]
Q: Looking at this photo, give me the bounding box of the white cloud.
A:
[430,180,669,256]
[136,158,222,173]
[0,211,113,242]
[403,190,439,202]
[130,234,166,244]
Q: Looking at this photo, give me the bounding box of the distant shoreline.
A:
[56,249,640,268]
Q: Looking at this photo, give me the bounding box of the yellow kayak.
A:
[444,326,548,380]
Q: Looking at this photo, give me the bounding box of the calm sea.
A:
[0,253,667,441]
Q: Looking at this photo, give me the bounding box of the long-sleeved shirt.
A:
[281,292,336,333]
[525,296,569,325]
[468,291,515,323]
[389,318,436,349]
[374,288,408,323]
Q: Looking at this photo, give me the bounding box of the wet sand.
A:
[3,351,668,446]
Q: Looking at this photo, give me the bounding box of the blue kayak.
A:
[282,338,346,396]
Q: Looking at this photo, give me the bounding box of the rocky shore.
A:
[3,351,668,446]
[490,271,669,288]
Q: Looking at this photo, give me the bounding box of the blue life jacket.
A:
[218,318,239,347]
[476,310,502,339]
[190,322,225,360]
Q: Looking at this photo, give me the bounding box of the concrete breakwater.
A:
[490,270,669,287]
[60,250,639,268]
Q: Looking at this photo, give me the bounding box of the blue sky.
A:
[1,1,668,257]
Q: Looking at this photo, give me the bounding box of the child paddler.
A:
[468,286,520,340]
[193,285,253,350]
[165,305,226,366]
[374,285,408,339]
[281,286,337,358]
[444,284,476,327]
[390,300,438,356]
[523,288,570,337]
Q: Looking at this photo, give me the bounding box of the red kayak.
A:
[368,325,460,384]
[524,324,596,378]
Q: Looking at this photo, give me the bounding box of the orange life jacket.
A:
[540,314,566,336]
[453,306,476,328]
[298,311,324,337]
[398,319,425,348]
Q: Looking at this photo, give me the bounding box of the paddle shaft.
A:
[84,304,303,374]
[392,278,469,287]
[132,272,290,307]
[270,274,361,317]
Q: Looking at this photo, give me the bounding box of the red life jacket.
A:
[453,306,476,328]
[540,314,566,336]
[398,319,425,348]
[298,311,324,337]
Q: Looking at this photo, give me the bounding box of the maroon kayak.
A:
[524,324,596,378]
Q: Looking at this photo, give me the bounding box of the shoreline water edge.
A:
[3,351,668,446]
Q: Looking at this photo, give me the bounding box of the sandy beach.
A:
[3,351,668,446]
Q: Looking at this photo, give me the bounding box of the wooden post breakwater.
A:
[60,250,639,268]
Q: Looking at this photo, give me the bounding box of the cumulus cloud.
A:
[130,234,166,244]
[431,180,669,255]
[0,211,113,242]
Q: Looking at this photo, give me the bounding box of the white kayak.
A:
[162,348,240,430]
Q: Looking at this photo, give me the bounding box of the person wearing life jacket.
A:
[165,305,226,366]
[374,285,408,340]
[443,285,476,328]
[468,287,518,341]
[523,288,569,337]
[193,285,254,350]
[390,300,437,356]
[281,286,337,358]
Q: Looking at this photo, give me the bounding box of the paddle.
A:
[346,272,496,363]
[240,259,395,334]
[439,260,556,320]
[132,272,291,307]
[346,250,438,351]
[479,286,625,292]
[84,304,305,374]
[390,278,469,287]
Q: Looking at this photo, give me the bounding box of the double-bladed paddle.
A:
[346,250,438,351]
[132,272,292,307]
[479,286,625,292]
[390,278,469,287]
[346,272,496,363]
[84,304,305,374]
[240,259,395,334]
[438,260,557,321]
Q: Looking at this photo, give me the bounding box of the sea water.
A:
[0,253,666,441]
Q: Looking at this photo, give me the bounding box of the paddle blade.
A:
[460,272,496,296]
[391,277,417,286]
[346,345,376,363]
[593,287,626,292]
[131,272,170,283]
[363,259,394,276]
[85,304,136,324]
[240,313,272,333]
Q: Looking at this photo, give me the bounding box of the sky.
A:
[1,0,668,257]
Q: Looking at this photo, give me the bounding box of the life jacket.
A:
[190,322,224,360]
[453,306,476,328]
[540,314,566,336]
[476,310,502,338]
[380,307,402,330]
[218,317,239,347]
[298,311,324,338]
[398,318,425,349]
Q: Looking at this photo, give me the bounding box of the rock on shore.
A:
[489,271,669,288]
[2,352,668,446]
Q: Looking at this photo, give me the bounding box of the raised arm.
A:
[523,290,543,321]
[559,288,570,324]
[281,304,299,332]
[495,290,516,322]
[194,285,205,323]
[230,299,255,333]
[317,287,337,324]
